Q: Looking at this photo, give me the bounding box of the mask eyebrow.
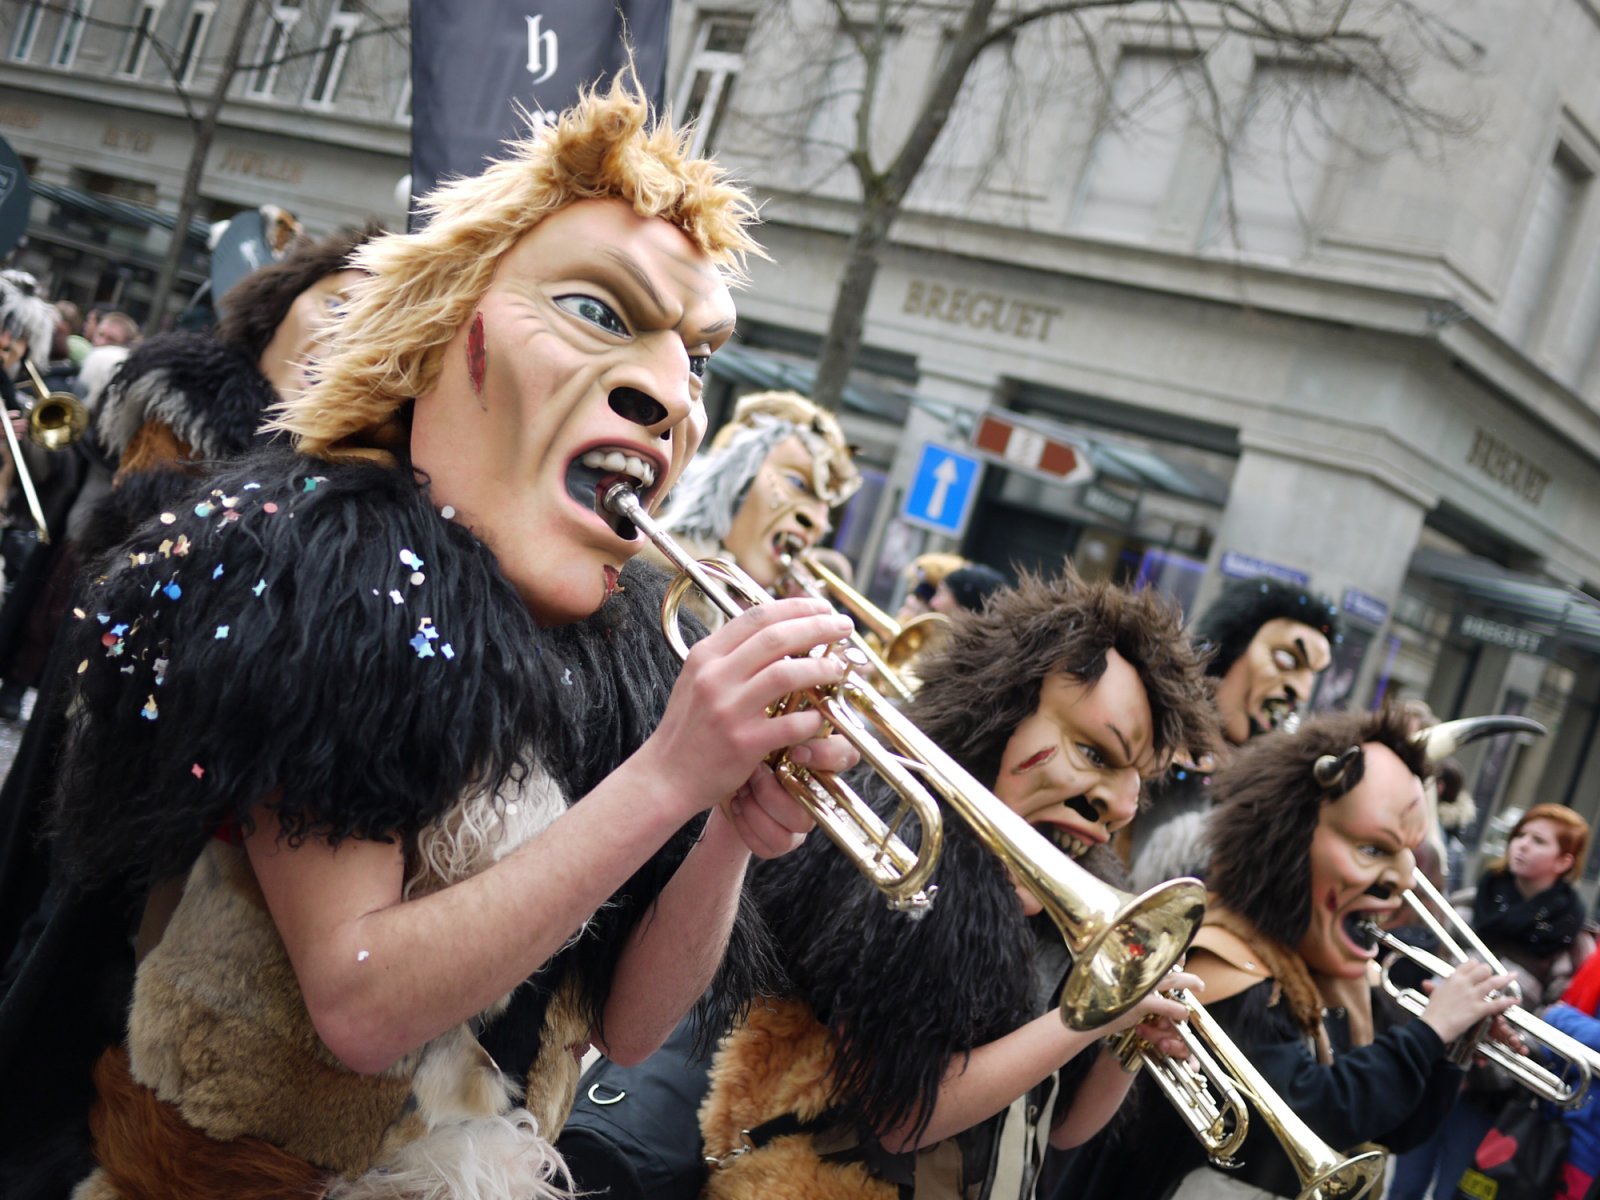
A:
[602,248,667,322]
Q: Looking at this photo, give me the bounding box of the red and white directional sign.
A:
[972,412,1093,485]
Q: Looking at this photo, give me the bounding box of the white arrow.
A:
[927,456,960,520]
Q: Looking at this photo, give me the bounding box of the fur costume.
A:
[48,444,768,1198]
[1050,709,1462,1200]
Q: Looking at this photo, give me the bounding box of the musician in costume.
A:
[45,79,859,1200]
[659,388,859,596]
[1052,707,1519,1200]
[697,569,1219,1200]
[0,228,386,1197]
[1128,576,1340,889]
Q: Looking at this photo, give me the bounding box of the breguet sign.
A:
[1465,427,1550,508]
[902,278,1061,343]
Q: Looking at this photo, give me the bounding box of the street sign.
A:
[1218,551,1310,588]
[903,443,982,537]
[972,411,1093,485]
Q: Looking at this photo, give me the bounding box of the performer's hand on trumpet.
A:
[1414,959,1520,1043]
[643,595,860,858]
[1109,969,1204,1060]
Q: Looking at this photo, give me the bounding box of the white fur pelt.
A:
[335,763,581,1199]
[659,418,793,542]
[1131,807,1210,892]
[327,1110,571,1200]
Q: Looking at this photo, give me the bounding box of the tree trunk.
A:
[146,0,257,329]
[810,202,895,412]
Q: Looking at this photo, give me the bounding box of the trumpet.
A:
[606,483,1206,1030]
[776,538,949,702]
[20,360,89,451]
[1115,989,1387,1199]
[1361,875,1598,1108]
[0,360,87,545]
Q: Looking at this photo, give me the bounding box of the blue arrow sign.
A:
[903,443,982,536]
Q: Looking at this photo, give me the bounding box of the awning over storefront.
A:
[709,342,1228,505]
[1410,547,1600,656]
[30,180,210,244]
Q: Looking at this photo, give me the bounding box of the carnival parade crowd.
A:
[0,78,1596,1200]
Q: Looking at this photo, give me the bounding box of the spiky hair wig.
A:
[267,74,762,463]
[215,224,382,366]
[661,390,860,542]
[0,270,58,366]
[1205,705,1429,948]
[1192,576,1343,678]
[907,568,1219,789]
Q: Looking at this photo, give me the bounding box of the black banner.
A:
[408,0,672,215]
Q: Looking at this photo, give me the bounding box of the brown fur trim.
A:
[700,999,895,1200]
[523,974,590,1137]
[700,1133,893,1200]
[129,842,417,1175]
[86,1046,332,1199]
[1202,902,1330,1061]
[114,421,194,483]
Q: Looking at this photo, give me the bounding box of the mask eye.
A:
[689,354,710,378]
[555,295,628,337]
[1271,649,1297,671]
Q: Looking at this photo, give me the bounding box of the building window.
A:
[1500,148,1588,346]
[305,0,360,108]
[8,1,44,61]
[673,14,751,159]
[50,0,92,69]
[248,1,301,97]
[119,1,162,77]
[1204,62,1344,258]
[1071,52,1198,239]
[174,2,215,87]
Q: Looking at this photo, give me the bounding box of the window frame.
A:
[117,0,163,78]
[247,1,302,99]
[303,0,361,109]
[8,1,44,62]
[49,0,93,69]
[174,1,216,87]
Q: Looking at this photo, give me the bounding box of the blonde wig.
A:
[268,75,762,463]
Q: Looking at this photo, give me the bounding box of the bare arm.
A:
[251,600,853,1075]
[877,974,1198,1153]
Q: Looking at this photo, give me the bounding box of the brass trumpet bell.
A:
[777,539,948,702]
[608,484,1206,1029]
[21,360,88,450]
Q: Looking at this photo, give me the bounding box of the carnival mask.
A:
[1215,617,1333,745]
[1300,742,1425,978]
[723,434,835,589]
[410,198,735,625]
[993,655,1159,916]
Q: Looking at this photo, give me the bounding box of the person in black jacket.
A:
[1050,707,1518,1200]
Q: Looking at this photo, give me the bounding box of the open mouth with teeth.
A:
[570,447,659,539]
[1040,822,1096,860]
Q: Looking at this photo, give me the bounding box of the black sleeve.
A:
[1218,983,1461,1151]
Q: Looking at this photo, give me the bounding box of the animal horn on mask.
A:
[1413,716,1546,763]
[1313,746,1363,795]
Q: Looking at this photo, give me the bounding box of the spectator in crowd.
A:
[1390,801,1590,1200]
[88,311,139,349]
[1544,947,1600,1200]
[894,551,967,624]
[55,302,88,366]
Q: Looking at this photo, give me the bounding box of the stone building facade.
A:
[667,0,1600,862]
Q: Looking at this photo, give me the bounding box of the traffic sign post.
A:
[902,443,983,537]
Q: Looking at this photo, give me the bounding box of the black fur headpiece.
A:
[1192,576,1343,679]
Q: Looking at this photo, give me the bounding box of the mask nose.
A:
[1091,770,1141,832]
[609,387,669,431]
